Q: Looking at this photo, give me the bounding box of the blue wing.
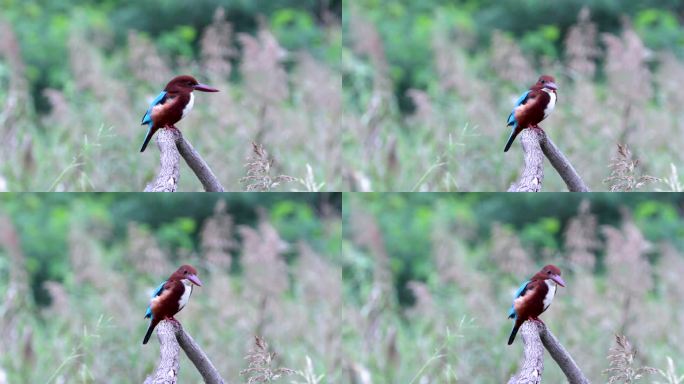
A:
[144,280,167,319]
[141,91,167,125]
[507,90,530,126]
[508,280,530,319]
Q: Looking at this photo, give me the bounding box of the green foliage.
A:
[0,0,340,108]
[343,193,684,382]
[519,25,560,59]
[346,193,684,300]
[348,0,684,113]
[156,25,197,59]
[634,8,684,53]
[0,0,342,191]
[155,217,197,251]
[0,193,340,305]
[0,193,341,383]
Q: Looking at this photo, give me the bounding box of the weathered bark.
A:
[144,321,181,384]
[144,129,181,192]
[540,326,589,384]
[508,129,545,192]
[144,128,225,192]
[144,320,225,384]
[508,128,589,192]
[508,321,590,384]
[177,326,225,384]
[540,134,589,192]
[507,321,544,384]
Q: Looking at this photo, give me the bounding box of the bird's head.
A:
[170,264,203,286]
[165,75,219,94]
[533,264,565,287]
[534,75,558,91]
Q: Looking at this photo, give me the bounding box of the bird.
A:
[504,75,558,152]
[507,264,565,345]
[142,264,203,345]
[140,75,219,152]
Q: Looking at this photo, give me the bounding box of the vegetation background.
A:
[342,193,684,382]
[0,0,341,191]
[343,0,684,191]
[0,193,341,383]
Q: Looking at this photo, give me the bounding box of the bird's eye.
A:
[541,79,546,83]
[547,270,551,274]
[184,270,188,275]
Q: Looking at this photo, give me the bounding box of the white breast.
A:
[182,92,194,118]
[178,279,193,310]
[543,279,557,310]
[542,89,556,118]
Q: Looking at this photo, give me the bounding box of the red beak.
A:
[188,274,203,286]
[545,82,558,91]
[194,83,219,92]
[551,274,566,287]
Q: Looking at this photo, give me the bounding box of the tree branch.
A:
[144,128,225,192]
[508,128,589,192]
[144,320,226,384]
[508,321,590,384]
[540,325,589,384]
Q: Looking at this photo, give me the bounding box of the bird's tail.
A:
[142,318,158,345]
[507,320,522,345]
[504,125,521,153]
[140,125,156,153]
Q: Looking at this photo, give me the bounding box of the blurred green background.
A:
[0,0,341,191]
[0,192,342,382]
[342,193,684,382]
[343,0,684,191]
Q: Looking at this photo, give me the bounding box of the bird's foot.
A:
[530,317,545,326]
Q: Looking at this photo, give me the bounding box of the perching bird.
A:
[140,75,219,152]
[507,264,565,345]
[504,75,558,152]
[142,264,203,345]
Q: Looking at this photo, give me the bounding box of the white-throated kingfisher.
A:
[507,264,565,345]
[142,264,203,345]
[140,75,219,152]
[504,75,558,152]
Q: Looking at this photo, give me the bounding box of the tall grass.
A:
[0,8,340,191]
[0,201,341,382]
[342,196,684,382]
[343,7,684,191]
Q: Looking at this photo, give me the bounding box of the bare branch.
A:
[508,321,590,384]
[144,129,181,192]
[144,321,182,384]
[507,321,544,384]
[540,133,589,192]
[540,325,590,384]
[177,135,225,192]
[144,128,225,192]
[177,325,226,384]
[507,129,545,192]
[508,128,589,192]
[144,320,225,384]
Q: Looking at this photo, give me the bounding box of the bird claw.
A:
[530,317,545,326]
